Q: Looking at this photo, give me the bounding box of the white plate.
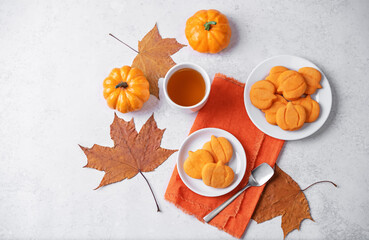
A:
[177,128,247,197]
[244,55,332,140]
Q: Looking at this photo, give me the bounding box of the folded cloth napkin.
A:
[164,74,285,238]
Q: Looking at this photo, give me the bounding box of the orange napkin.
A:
[165,74,285,238]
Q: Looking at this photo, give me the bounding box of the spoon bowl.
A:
[248,163,275,187]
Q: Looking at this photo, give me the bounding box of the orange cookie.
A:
[250,80,277,110]
[266,66,289,89]
[298,67,322,94]
[276,102,306,131]
[262,95,288,125]
[202,162,234,188]
[277,70,307,100]
[292,95,320,123]
[183,149,214,179]
[202,135,233,164]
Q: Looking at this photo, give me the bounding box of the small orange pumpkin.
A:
[103,66,150,113]
[185,9,232,54]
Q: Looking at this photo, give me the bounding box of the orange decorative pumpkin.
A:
[185,9,232,54]
[103,66,150,113]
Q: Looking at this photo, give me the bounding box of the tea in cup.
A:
[163,63,211,113]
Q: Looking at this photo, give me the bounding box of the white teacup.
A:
[163,63,211,113]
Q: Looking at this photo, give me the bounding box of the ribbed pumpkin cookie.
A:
[266,66,289,89]
[298,67,322,95]
[202,162,234,188]
[262,95,288,125]
[250,80,277,110]
[277,70,307,100]
[276,102,306,131]
[292,95,320,123]
[183,149,214,179]
[201,135,234,188]
[202,135,233,164]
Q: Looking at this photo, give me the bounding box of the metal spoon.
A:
[203,163,274,223]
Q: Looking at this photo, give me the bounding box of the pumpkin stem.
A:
[204,21,217,31]
[115,82,128,89]
[109,33,139,54]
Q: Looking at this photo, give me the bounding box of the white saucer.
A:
[177,128,247,197]
[244,55,332,140]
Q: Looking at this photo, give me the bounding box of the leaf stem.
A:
[109,33,139,54]
[139,170,160,212]
[302,180,337,192]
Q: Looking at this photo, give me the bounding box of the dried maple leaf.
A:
[131,24,186,98]
[79,113,177,211]
[252,165,313,238]
[252,165,337,238]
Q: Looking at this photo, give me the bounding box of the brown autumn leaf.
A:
[252,165,313,239]
[79,113,177,211]
[132,24,186,98]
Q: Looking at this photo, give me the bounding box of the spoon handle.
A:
[203,183,251,223]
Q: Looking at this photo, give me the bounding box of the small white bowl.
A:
[177,128,247,197]
[163,63,211,113]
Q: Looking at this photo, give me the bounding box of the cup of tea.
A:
[163,63,211,113]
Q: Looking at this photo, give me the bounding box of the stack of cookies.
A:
[183,135,235,188]
[250,66,322,131]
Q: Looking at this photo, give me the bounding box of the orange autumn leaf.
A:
[79,113,177,211]
[132,24,186,98]
[252,165,313,239]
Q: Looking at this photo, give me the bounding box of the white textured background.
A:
[1,0,369,239]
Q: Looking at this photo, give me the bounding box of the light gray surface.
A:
[0,0,368,239]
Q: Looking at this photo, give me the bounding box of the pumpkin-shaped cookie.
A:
[202,135,233,164]
[298,67,322,95]
[276,102,306,131]
[292,95,320,123]
[277,70,307,100]
[262,95,288,125]
[266,66,289,89]
[250,80,277,110]
[183,149,214,179]
[202,162,234,188]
